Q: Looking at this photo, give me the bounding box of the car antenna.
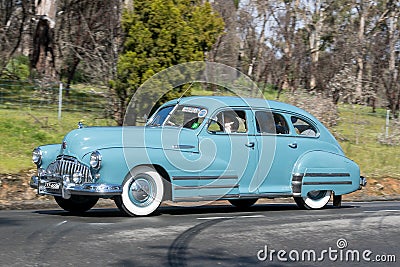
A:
[176,82,194,104]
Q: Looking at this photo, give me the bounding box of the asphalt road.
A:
[0,201,399,267]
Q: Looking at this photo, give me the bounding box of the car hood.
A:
[61,126,199,159]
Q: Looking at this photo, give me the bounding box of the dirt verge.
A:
[0,170,399,210]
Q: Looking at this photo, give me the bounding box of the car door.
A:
[195,108,259,199]
[254,110,311,194]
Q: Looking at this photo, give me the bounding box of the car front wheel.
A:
[116,166,164,216]
[54,195,99,213]
[294,190,331,209]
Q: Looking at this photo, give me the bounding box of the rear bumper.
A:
[30,175,122,199]
[359,176,367,189]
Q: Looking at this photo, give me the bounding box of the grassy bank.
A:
[0,109,115,173]
[332,105,400,178]
[0,90,399,179]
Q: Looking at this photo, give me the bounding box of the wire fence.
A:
[1,79,399,144]
[0,79,110,117]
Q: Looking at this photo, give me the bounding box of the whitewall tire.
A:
[117,166,164,216]
[294,190,331,209]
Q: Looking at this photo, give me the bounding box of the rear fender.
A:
[292,151,360,197]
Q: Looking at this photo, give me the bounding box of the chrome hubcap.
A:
[307,190,326,200]
[130,178,151,203]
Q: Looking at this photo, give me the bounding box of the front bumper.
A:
[30,175,122,199]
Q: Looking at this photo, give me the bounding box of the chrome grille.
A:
[46,155,92,183]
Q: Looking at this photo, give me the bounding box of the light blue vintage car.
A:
[30,96,366,216]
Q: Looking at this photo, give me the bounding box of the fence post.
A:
[58,82,63,120]
[385,110,390,138]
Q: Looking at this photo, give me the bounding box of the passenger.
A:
[224,114,239,133]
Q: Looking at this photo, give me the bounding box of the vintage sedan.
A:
[30,96,366,216]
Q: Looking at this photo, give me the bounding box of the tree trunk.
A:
[384,2,399,118]
[31,0,58,81]
[355,2,365,103]
[308,0,322,91]
[281,1,297,93]
[254,12,268,84]
[65,57,80,97]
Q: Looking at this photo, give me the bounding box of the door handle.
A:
[288,143,297,149]
[245,142,255,148]
[172,145,195,150]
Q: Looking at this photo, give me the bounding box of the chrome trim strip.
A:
[174,184,239,190]
[303,181,352,185]
[237,193,292,198]
[304,173,350,177]
[173,192,294,202]
[173,194,240,202]
[172,145,196,149]
[66,183,122,196]
[172,175,238,181]
[291,173,353,195]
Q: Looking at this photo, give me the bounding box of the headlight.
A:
[32,148,42,166]
[90,151,102,169]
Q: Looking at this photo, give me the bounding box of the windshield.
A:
[147,105,207,129]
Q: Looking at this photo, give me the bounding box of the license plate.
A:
[45,182,61,190]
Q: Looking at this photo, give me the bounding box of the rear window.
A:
[290,116,317,137]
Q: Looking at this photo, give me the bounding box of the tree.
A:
[31,0,57,81]
[1,0,122,87]
[269,0,299,93]
[54,0,122,93]
[381,0,400,117]
[0,0,32,78]
[207,0,240,68]
[111,0,224,125]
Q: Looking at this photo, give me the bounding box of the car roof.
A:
[161,95,339,144]
[164,95,315,119]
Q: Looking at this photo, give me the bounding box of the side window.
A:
[291,116,317,137]
[255,111,289,134]
[208,110,247,134]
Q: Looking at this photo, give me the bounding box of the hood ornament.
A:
[78,121,84,129]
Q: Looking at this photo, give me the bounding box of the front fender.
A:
[292,150,360,196]
[82,146,192,185]
[86,145,206,186]
[37,144,61,169]
[81,147,130,185]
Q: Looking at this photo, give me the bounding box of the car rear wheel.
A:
[116,166,164,216]
[228,198,258,209]
[294,190,331,209]
[54,195,99,213]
